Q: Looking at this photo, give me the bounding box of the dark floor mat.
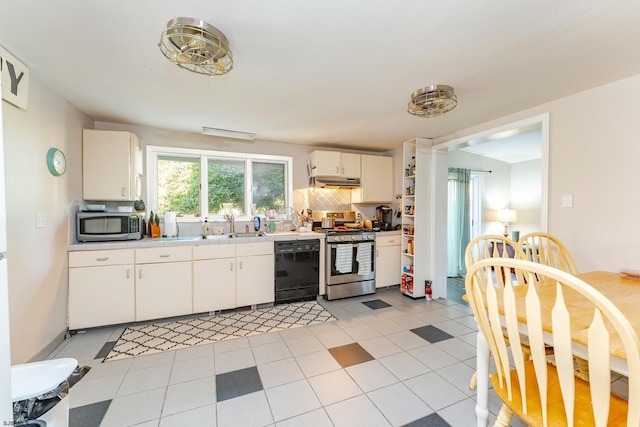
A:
[410,325,453,343]
[216,366,263,402]
[362,299,392,310]
[69,399,111,427]
[95,341,116,360]
[402,412,451,426]
[328,342,375,368]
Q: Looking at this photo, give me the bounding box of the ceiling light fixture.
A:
[159,17,233,76]
[407,84,457,118]
[202,127,255,142]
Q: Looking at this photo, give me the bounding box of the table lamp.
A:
[497,208,517,238]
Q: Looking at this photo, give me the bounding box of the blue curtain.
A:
[447,168,471,277]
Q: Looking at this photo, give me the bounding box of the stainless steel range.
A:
[313,211,376,300]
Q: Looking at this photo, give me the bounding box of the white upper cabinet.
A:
[309,151,361,179]
[357,154,394,202]
[82,129,142,201]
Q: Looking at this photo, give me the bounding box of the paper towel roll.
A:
[164,212,177,237]
[164,211,176,224]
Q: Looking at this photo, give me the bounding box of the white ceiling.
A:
[1,1,640,152]
[461,128,542,164]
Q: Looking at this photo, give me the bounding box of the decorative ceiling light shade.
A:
[159,17,233,76]
[407,84,457,118]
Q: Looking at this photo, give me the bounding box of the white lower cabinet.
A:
[68,241,275,329]
[236,253,274,306]
[375,234,401,288]
[135,246,192,322]
[68,249,135,329]
[193,241,274,310]
[193,245,237,312]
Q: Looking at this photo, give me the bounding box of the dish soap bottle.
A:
[202,217,211,237]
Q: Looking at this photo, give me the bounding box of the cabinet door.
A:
[361,155,393,202]
[69,264,135,329]
[310,151,341,177]
[236,254,274,306]
[193,258,236,312]
[375,244,401,288]
[82,129,135,201]
[340,153,361,179]
[135,261,192,321]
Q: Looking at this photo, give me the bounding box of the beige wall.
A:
[436,73,640,273]
[7,67,640,362]
[3,76,92,363]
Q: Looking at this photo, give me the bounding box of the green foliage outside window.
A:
[157,155,286,217]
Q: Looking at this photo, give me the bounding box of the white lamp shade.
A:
[498,209,518,223]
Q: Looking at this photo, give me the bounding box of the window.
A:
[147,146,292,220]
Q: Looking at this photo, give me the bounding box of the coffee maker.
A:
[376,205,393,231]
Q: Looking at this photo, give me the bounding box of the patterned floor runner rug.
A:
[104,301,336,362]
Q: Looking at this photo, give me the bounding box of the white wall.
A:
[436,73,640,273]
[510,159,542,236]
[3,76,91,363]
[96,121,401,224]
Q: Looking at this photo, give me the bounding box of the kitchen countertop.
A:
[68,231,326,251]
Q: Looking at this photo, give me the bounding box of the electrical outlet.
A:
[36,212,46,228]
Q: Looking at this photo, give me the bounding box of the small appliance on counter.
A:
[376,205,393,231]
[76,211,144,242]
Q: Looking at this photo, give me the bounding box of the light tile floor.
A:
[47,287,532,426]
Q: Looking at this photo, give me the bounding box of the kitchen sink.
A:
[229,233,265,238]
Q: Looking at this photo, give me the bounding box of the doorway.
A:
[440,113,549,301]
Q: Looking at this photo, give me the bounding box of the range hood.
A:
[311,176,361,188]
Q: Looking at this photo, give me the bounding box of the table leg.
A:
[476,331,490,427]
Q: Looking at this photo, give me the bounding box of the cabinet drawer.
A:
[193,244,236,260]
[135,246,192,264]
[69,249,134,267]
[376,234,401,247]
[236,241,273,257]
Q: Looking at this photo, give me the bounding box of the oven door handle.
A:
[329,243,375,249]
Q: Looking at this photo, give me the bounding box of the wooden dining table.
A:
[474,271,640,427]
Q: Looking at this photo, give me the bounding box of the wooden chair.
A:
[464,234,527,288]
[518,232,589,379]
[518,232,578,275]
[466,258,640,427]
[464,235,528,391]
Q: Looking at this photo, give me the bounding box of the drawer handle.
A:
[230,261,233,271]
[159,254,170,258]
[126,269,130,279]
[96,257,109,262]
[138,270,142,279]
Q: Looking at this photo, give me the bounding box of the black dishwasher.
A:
[275,239,320,304]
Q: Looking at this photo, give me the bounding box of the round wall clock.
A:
[47,147,67,176]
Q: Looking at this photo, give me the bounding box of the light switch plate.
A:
[36,212,46,228]
[562,194,573,208]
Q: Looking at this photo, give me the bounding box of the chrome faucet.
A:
[224,213,235,235]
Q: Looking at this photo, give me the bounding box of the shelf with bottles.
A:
[402,224,415,237]
[402,264,414,275]
[404,155,416,178]
[400,274,415,295]
[403,205,416,216]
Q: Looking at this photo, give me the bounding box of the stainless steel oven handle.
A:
[329,243,375,249]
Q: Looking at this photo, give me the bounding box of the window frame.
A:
[146,145,293,221]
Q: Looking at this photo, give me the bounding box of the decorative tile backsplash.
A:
[308,188,351,211]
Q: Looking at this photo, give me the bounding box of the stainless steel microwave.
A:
[76,211,143,242]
